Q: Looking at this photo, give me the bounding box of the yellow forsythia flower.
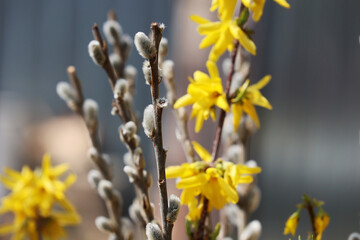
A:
[210,0,237,20]
[174,61,229,132]
[0,154,80,240]
[231,75,272,130]
[315,212,330,240]
[191,6,256,61]
[242,0,290,22]
[283,212,299,236]
[166,141,261,220]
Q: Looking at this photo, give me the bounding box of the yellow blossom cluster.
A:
[173,0,287,133]
[166,142,261,221]
[0,154,80,240]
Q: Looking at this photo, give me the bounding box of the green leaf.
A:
[209,223,221,240]
[237,7,249,27]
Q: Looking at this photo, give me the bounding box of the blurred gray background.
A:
[0,0,360,239]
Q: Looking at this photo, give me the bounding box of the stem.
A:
[305,201,317,239]
[148,23,170,240]
[211,40,240,162]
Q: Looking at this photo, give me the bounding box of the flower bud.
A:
[114,79,128,99]
[98,179,114,200]
[158,37,168,65]
[95,216,114,233]
[56,81,77,102]
[167,194,180,223]
[142,104,155,138]
[143,60,152,85]
[124,65,137,82]
[83,99,98,129]
[348,232,360,240]
[134,32,156,59]
[156,98,168,109]
[133,147,145,169]
[240,220,261,240]
[121,34,132,61]
[88,40,106,66]
[87,169,103,189]
[129,201,146,226]
[226,145,244,164]
[123,121,137,139]
[146,222,164,240]
[103,20,122,45]
[123,165,137,183]
[162,60,175,81]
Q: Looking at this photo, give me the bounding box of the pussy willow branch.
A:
[107,10,125,78]
[91,25,154,224]
[66,66,123,239]
[92,24,132,123]
[148,23,171,240]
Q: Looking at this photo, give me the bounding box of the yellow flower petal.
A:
[174,94,195,109]
[231,104,243,131]
[229,22,256,56]
[243,99,260,128]
[192,141,212,162]
[248,75,271,91]
[200,31,221,49]
[215,95,229,112]
[198,22,222,35]
[190,15,211,24]
[217,177,238,203]
[177,173,209,189]
[273,0,290,8]
[206,60,219,79]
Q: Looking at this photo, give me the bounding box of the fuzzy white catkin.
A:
[162,60,174,80]
[121,34,132,60]
[83,99,98,127]
[123,165,137,182]
[123,121,137,139]
[103,20,123,45]
[114,79,128,99]
[87,169,102,189]
[125,65,137,81]
[88,40,106,66]
[146,222,164,240]
[348,233,360,240]
[230,72,245,96]
[56,81,77,102]
[142,60,152,85]
[134,32,156,59]
[95,216,114,233]
[167,194,180,223]
[226,145,244,164]
[159,38,168,55]
[240,220,262,240]
[142,104,155,138]
[98,179,114,200]
[110,53,122,67]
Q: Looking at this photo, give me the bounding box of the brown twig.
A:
[92,23,134,123]
[305,199,317,239]
[148,23,171,240]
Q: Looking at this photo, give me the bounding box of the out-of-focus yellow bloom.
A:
[174,61,229,132]
[315,212,330,240]
[231,75,272,130]
[283,212,299,236]
[210,0,237,20]
[166,141,261,220]
[242,0,290,22]
[0,154,80,240]
[191,4,256,62]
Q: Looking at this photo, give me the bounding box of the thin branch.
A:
[148,23,171,240]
